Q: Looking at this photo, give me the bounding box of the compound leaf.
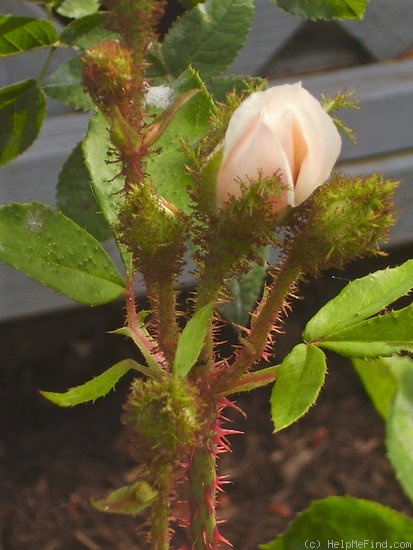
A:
[40,359,143,407]
[59,12,118,49]
[56,142,112,242]
[146,67,214,213]
[304,260,413,342]
[387,357,413,504]
[42,57,94,111]
[0,16,58,56]
[352,357,398,419]
[260,496,413,548]
[0,202,124,305]
[316,305,413,358]
[161,0,254,79]
[0,79,45,166]
[271,344,326,431]
[55,0,100,19]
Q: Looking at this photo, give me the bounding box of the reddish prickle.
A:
[186,397,241,548]
[214,530,233,547]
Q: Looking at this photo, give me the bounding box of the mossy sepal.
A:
[192,172,289,297]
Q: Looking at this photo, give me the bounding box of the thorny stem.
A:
[185,276,227,549]
[188,447,218,549]
[154,278,180,367]
[193,278,221,375]
[220,256,302,390]
[187,398,221,550]
[151,466,173,550]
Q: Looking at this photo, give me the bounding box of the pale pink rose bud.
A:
[216,82,342,211]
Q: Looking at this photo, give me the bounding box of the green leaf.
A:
[272,0,368,21]
[304,260,413,342]
[173,303,214,378]
[40,359,142,407]
[387,356,413,504]
[146,67,214,213]
[0,79,45,166]
[353,356,413,505]
[270,344,326,431]
[0,202,125,305]
[161,0,254,79]
[56,142,113,242]
[59,12,118,49]
[316,304,413,358]
[42,57,94,111]
[0,16,58,56]
[91,480,157,515]
[260,496,413,549]
[82,113,132,267]
[55,0,100,19]
[82,112,126,226]
[352,357,398,419]
[82,112,132,268]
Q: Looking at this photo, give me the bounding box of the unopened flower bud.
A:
[289,173,398,274]
[82,40,135,113]
[82,40,144,155]
[117,182,188,282]
[123,375,203,464]
[216,83,342,211]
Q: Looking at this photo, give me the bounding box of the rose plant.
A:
[1,0,413,548]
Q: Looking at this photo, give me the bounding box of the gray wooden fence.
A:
[1,0,412,320]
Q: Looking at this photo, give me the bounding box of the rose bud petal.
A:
[216,82,342,211]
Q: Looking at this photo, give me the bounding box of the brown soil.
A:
[1,247,412,549]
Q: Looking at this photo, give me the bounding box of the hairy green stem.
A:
[193,278,221,375]
[223,257,302,387]
[154,278,180,367]
[187,439,218,549]
[151,467,173,550]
